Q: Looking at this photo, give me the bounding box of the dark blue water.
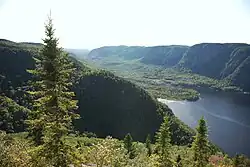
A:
[158,91,250,156]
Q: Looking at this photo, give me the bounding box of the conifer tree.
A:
[155,116,173,167]
[124,133,135,159]
[145,134,152,156]
[26,14,80,166]
[192,117,210,167]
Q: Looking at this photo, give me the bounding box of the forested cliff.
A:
[87,43,250,91]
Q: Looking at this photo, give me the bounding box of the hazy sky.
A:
[1,0,250,49]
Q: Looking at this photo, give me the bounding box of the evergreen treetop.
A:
[155,116,173,167]
[26,14,80,166]
[124,133,135,159]
[192,116,210,167]
[145,134,152,156]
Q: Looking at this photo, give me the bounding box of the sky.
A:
[0,0,250,49]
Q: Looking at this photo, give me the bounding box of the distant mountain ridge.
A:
[88,45,189,66]
[87,43,250,91]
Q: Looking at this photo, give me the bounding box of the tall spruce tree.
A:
[145,134,152,156]
[191,117,210,167]
[26,15,80,166]
[155,116,173,167]
[124,133,135,159]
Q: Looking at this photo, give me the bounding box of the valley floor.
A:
[82,58,241,101]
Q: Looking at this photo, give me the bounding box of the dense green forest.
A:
[0,38,194,143]
[78,44,245,101]
[86,44,250,93]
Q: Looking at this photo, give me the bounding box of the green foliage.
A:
[168,115,195,145]
[2,38,196,144]
[74,69,180,142]
[231,154,250,167]
[0,38,195,145]
[0,131,31,167]
[86,136,128,167]
[0,95,28,133]
[87,45,189,67]
[125,150,161,167]
[155,116,173,167]
[0,39,41,54]
[1,14,250,167]
[233,154,241,167]
[178,43,250,91]
[145,134,152,156]
[84,47,242,102]
[2,132,250,167]
[26,16,80,166]
[3,21,233,167]
[176,154,182,167]
[191,117,210,167]
[124,133,135,159]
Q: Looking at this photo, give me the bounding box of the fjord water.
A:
[158,90,250,156]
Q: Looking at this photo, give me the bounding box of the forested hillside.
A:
[88,45,189,67]
[179,43,250,91]
[0,39,193,143]
[86,43,250,91]
[141,45,189,66]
